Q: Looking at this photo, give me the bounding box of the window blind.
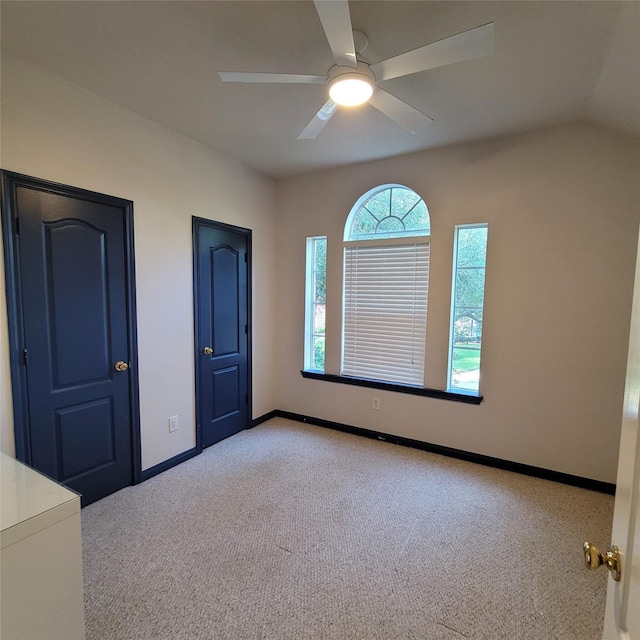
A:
[342,242,429,386]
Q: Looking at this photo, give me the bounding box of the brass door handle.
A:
[114,361,129,372]
[583,542,621,581]
[202,346,214,355]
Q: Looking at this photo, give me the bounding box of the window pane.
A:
[391,188,420,217]
[376,216,405,234]
[455,267,486,308]
[450,346,481,391]
[402,200,431,234]
[363,189,391,219]
[314,238,326,304]
[313,337,325,370]
[448,225,488,393]
[456,226,487,267]
[313,304,325,334]
[305,237,327,371]
[453,308,483,343]
[351,209,378,236]
[347,185,430,240]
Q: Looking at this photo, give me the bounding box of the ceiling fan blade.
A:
[313,0,357,68]
[371,23,494,82]
[219,72,327,84]
[298,99,338,139]
[368,89,434,134]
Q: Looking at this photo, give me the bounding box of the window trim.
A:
[304,236,327,372]
[344,184,431,242]
[300,370,483,405]
[447,223,488,394]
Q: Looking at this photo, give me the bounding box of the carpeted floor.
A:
[82,418,613,639]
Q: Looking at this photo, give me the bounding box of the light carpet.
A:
[82,418,613,639]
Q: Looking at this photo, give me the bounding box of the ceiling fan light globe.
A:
[329,76,374,107]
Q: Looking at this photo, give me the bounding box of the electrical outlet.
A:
[168,415,179,432]
[372,397,380,410]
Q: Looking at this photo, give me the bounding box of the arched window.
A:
[345,184,430,240]
[342,185,431,386]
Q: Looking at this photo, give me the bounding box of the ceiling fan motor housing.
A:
[328,60,376,86]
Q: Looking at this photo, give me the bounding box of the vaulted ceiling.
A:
[2,1,639,178]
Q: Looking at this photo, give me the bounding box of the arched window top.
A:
[344,184,430,241]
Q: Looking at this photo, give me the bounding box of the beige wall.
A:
[2,52,639,485]
[274,123,640,484]
[0,54,278,469]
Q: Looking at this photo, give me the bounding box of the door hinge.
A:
[245,324,248,335]
[244,253,248,263]
[245,394,249,404]
[22,348,28,365]
[14,217,20,235]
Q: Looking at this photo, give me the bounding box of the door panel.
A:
[212,245,240,354]
[602,227,640,640]
[194,219,250,449]
[56,398,115,481]
[45,220,111,387]
[2,173,138,506]
[212,366,240,419]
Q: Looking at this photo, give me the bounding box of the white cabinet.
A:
[1,452,85,640]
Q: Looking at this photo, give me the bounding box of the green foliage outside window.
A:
[310,237,326,371]
[450,225,487,391]
[349,186,430,240]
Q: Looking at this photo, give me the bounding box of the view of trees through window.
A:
[449,224,488,392]
[347,185,430,240]
[310,237,326,370]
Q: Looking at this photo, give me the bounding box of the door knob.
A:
[114,361,129,372]
[583,542,621,581]
[202,346,214,355]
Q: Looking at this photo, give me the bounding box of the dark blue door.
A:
[194,219,250,448]
[8,177,137,505]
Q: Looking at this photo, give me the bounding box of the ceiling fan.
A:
[219,0,494,139]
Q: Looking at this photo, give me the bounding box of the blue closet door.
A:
[11,179,136,505]
[194,219,250,448]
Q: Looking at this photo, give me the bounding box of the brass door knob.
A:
[202,346,214,355]
[583,542,621,581]
[114,361,129,372]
